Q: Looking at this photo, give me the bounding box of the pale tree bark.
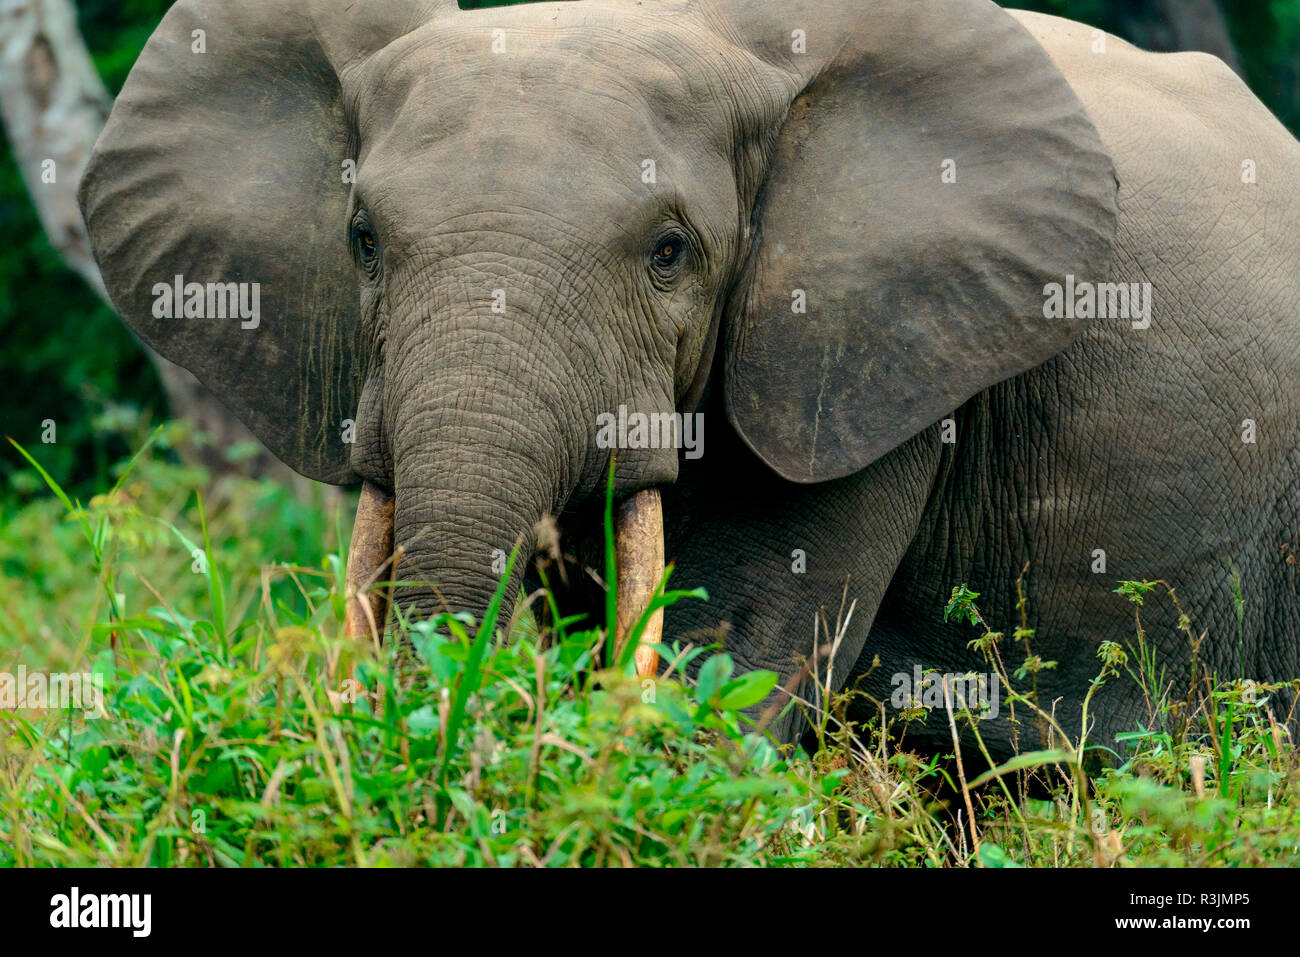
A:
[0,0,107,295]
[0,0,304,484]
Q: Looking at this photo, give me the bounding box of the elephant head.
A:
[81,0,1116,638]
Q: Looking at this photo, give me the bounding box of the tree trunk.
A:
[0,0,108,295]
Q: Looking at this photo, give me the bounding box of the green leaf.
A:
[603,457,617,667]
[195,489,227,655]
[967,749,1077,790]
[716,669,778,711]
[695,653,734,704]
[439,545,518,793]
[977,843,1020,868]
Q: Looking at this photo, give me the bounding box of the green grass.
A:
[2,427,1298,866]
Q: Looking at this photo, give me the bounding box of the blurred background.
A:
[2,0,1298,507]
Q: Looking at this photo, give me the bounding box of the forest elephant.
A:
[80,0,1300,753]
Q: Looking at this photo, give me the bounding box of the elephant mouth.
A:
[343,481,665,676]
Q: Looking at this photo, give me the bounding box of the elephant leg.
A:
[661,423,942,743]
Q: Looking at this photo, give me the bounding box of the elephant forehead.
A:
[357,116,743,262]
[343,4,755,249]
[359,133,688,257]
[354,4,756,142]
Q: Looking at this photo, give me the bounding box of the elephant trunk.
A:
[388,386,567,618]
[344,269,673,669]
[345,479,665,672]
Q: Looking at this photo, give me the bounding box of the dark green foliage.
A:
[1219,0,1300,132]
[1,1,173,506]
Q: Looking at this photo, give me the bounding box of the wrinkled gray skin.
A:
[82,0,1300,754]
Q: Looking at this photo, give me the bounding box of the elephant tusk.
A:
[345,481,396,644]
[614,487,664,678]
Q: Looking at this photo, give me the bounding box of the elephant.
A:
[80,0,1300,757]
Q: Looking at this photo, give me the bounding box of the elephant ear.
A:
[79,0,442,483]
[716,0,1119,483]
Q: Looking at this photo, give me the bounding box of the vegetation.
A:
[2,430,1296,866]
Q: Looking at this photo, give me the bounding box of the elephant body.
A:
[80,0,1300,756]
[660,12,1300,748]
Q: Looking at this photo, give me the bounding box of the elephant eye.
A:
[354,225,380,276]
[652,235,684,271]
